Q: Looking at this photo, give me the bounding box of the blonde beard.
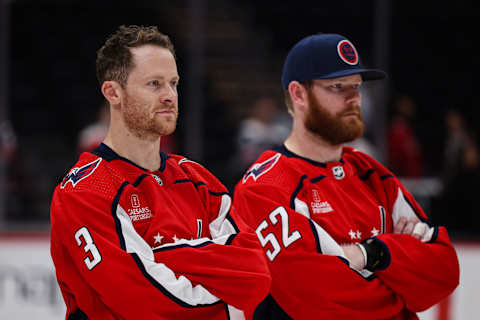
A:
[123,94,178,141]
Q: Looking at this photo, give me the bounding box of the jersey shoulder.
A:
[167,154,228,193]
[342,146,394,177]
[238,150,303,188]
[55,152,125,199]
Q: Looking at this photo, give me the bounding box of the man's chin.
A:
[158,125,177,137]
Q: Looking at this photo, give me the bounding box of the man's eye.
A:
[352,83,362,89]
[148,80,160,87]
[170,81,178,87]
[331,84,342,89]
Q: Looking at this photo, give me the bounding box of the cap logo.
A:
[337,40,358,65]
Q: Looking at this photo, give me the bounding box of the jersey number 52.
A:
[256,206,302,261]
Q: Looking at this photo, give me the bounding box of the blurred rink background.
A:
[1,0,479,319]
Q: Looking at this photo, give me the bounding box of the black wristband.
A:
[361,238,387,271]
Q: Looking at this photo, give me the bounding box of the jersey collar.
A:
[273,145,345,168]
[91,143,169,172]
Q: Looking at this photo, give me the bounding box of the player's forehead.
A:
[129,45,178,79]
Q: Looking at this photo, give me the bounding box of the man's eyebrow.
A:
[142,74,180,81]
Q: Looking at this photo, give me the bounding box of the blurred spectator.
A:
[77,101,109,154]
[160,134,178,154]
[439,142,480,236]
[0,119,37,220]
[0,120,17,163]
[387,94,423,177]
[347,137,380,160]
[0,120,18,211]
[235,96,290,170]
[442,108,473,184]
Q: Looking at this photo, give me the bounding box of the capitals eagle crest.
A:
[242,153,281,183]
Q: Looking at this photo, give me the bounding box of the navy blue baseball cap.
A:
[281,33,386,89]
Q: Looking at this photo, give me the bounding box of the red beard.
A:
[304,89,364,145]
[123,93,178,140]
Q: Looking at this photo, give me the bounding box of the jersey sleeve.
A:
[152,229,270,314]
[168,158,271,315]
[151,191,271,315]
[345,149,459,312]
[233,182,404,319]
[51,183,270,319]
[373,178,460,311]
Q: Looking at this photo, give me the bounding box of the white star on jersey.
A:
[153,232,164,244]
[356,230,362,239]
[349,229,357,239]
[172,234,179,243]
[349,229,363,240]
[371,227,379,236]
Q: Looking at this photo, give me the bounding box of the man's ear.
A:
[288,81,309,113]
[101,81,123,107]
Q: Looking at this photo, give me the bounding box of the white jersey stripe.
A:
[209,195,237,238]
[116,205,220,306]
[392,187,418,225]
[227,304,246,320]
[309,219,345,258]
[294,198,311,218]
[379,206,386,234]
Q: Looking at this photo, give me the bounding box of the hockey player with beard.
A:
[233,33,459,319]
[50,25,270,320]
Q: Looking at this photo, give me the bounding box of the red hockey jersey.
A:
[50,143,271,320]
[233,145,459,320]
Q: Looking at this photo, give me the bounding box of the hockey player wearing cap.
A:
[233,33,459,319]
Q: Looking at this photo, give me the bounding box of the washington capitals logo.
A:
[60,158,102,189]
[242,153,281,183]
[337,40,359,65]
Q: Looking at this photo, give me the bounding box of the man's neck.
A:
[284,124,343,163]
[103,126,162,172]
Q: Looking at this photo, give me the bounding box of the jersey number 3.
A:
[256,206,301,261]
[75,226,102,270]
